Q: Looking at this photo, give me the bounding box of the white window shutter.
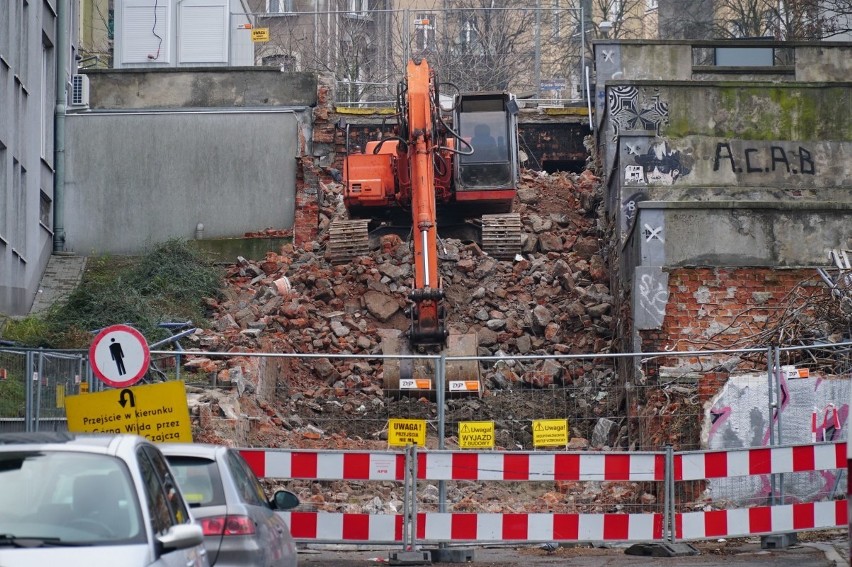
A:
[179,0,229,64]
[121,0,171,64]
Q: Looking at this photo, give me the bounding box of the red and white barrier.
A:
[674,442,845,481]
[419,451,665,482]
[247,443,847,545]
[240,449,405,481]
[241,448,666,483]
[676,501,847,540]
[279,511,664,543]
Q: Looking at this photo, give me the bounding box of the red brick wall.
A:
[293,80,337,248]
[639,267,825,354]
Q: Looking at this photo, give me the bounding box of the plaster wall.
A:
[63,110,301,255]
[637,203,852,268]
[83,68,318,109]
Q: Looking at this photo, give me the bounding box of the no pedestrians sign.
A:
[89,324,150,388]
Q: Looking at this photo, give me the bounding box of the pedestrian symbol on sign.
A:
[109,338,126,376]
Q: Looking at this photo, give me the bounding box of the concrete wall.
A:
[0,0,72,316]
[56,68,318,256]
[64,110,301,254]
[593,42,852,426]
[85,68,318,109]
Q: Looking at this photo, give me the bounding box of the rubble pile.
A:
[183,168,654,513]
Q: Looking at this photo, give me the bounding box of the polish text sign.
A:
[532,419,569,447]
[65,380,192,443]
[458,421,495,449]
[388,418,427,447]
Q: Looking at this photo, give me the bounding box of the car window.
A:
[226,450,268,507]
[0,451,144,544]
[166,455,226,507]
[138,446,190,535]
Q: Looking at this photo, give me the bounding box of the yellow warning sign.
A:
[532,419,569,447]
[66,380,192,443]
[388,418,427,447]
[251,28,270,42]
[458,421,494,449]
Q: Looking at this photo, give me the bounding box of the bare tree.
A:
[713,0,852,39]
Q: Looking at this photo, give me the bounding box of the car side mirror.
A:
[272,489,300,511]
[157,523,204,551]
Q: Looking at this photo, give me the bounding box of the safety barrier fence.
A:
[1,343,848,544]
[241,441,847,545]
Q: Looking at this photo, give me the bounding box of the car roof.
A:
[0,432,150,454]
[158,442,226,459]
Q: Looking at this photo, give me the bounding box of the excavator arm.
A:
[404,59,447,347]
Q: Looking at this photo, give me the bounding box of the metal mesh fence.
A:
[0,349,28,430]
[635,348,771,452]
[3,343,849,519]
[0,349,86,432]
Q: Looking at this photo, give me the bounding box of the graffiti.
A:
[625,142,642,156]
[712,142,815,175]
[633,141,692,185]
[602,49,615,63]
[621,191,648,237]
[642,224,664,243]
[637,271,668,326]
[608,86,669,140]
[705,373,849,504]
[624,165,645,184]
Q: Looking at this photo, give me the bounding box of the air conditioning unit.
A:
[71,74,90,107]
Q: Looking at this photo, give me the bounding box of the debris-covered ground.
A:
[179,168,675,514]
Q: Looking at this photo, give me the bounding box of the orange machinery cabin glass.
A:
[458,110,512,188]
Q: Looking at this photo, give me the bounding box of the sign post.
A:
[89,324,150,388]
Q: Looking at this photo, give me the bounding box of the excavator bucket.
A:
[445,332,481,396]
[380,329,481,398]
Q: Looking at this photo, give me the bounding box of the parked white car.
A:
[0,432,209,567]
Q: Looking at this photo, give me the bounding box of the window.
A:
[460,19,477,48]
[266,0,294,13]
[39,190,50,228]
[41,38,54,160]
[138,446,190,535]
[554,0,560,36]
[226,450,268,507]
[414,13,436,52]
[347,0,369,17]
[609,0,622,17]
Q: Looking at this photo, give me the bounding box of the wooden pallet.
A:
[481,213,522,259]
[327,219,370,264]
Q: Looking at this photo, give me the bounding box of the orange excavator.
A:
[328,58,522,395]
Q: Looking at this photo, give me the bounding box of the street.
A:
[298,534,849,566]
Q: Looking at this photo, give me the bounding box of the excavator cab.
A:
[453,92,520,212]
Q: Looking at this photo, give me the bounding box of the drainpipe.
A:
[53,0,69,253]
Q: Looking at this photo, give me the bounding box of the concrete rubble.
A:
[181,169,665,515]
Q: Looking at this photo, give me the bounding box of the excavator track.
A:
[327,219,370,264]
[481,213,522,259]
